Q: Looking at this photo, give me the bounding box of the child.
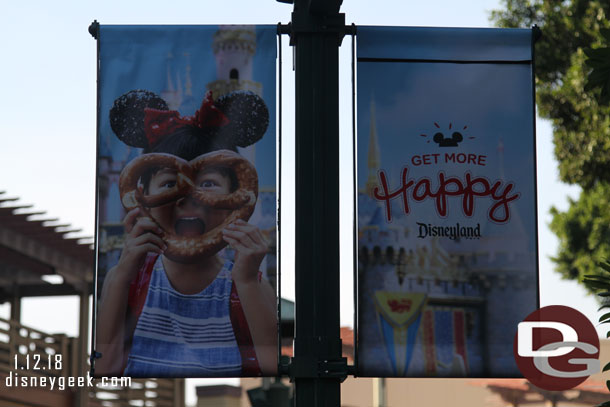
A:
[95,89,277,378]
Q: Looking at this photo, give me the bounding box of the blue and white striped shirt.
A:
[124,257,242,377]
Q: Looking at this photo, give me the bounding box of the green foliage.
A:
[585,29,610,105]
[494,0,610,188]
[492,1,610,290]
[551,184,610,292]
[584,261,610,397]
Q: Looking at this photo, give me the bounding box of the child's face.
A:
[147,167,233,239]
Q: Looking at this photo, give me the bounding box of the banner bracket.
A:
[278,23,356,34]
[277,22,356,41]
[88,20,99,40]
[88,351,102,376]
[318,358,348,381]
[532,24,542,43]
[288,13,347,45]
[277,23,291,35]
[287,357,349,382]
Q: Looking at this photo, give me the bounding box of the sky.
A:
[0,0,599,404]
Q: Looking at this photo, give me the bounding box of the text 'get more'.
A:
[411,153,487,166]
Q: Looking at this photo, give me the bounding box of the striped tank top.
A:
[124,257,242,377]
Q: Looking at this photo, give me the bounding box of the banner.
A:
[356,27,538,377]
[94,25,277,378]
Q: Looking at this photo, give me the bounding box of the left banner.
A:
[93,25,278,378]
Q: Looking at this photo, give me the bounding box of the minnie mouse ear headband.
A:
[109,89,269,150]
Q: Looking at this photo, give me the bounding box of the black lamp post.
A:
[277,0,348,406]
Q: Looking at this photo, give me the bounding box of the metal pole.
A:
[287,1,346,406]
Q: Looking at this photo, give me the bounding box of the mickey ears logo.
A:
[434,131,462,147]
[420,122,474,147]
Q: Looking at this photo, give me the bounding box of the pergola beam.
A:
[0,226,92,290]
[0,283,94,300]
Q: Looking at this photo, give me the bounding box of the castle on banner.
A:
[358,99,537,378]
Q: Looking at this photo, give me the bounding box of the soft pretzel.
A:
[118,150,258,262]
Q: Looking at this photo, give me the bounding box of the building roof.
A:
[0,192,94,300]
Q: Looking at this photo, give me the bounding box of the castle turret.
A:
[184,53,193,98]
[365,99,381,197]
[160,53,183,110]
[207,26,262,99]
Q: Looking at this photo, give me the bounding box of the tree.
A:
[491,0,610,293]
[585,28,610,105]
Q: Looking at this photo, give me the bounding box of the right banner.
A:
[356,27,538,377]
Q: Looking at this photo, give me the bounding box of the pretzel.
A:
[119,150,258,262]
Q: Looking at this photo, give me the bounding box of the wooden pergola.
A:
[0,192,184,407]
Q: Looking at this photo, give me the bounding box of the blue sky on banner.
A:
[0,0,593,399]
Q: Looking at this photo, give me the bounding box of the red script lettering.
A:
[373,167,520,223]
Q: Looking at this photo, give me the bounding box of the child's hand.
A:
[222,219,268,285]
[114,207,166,284]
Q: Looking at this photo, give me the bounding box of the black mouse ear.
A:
[452,132,463,142]
[109,90,169,148]
[213,91,269,148]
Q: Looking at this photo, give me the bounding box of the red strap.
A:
[127,253,158,318]
[230,281,262,376]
